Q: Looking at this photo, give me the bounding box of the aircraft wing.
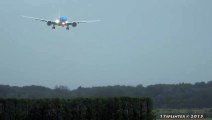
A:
[67,20,101,25]
[75,20,101,24]
[22,16,49,22]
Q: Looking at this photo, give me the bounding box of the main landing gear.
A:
[66,26,69,30]
[51,25,70,30]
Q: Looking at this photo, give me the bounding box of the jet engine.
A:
[72,22,77,27]
[47,21,52,26]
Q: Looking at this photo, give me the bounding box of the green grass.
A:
[154,108,212,114]
[157,118,212,120]
[154,108,212,119]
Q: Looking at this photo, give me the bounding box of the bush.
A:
[0,97,154,120]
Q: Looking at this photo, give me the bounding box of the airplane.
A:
[22,15,100,30]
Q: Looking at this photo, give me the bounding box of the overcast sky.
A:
[0,0,212,89]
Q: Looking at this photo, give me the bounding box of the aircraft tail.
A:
[58,8,61,18]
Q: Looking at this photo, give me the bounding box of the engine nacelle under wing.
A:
[72,22,77,27]
[47,21,52,26]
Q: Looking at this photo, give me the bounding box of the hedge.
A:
[0,97,155,120]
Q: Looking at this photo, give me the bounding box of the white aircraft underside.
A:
[22,15,100,30]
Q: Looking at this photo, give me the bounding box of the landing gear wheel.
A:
[52,26,55,29]
[66,27,69,30]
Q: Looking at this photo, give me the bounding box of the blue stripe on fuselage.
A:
[60,16,68,21]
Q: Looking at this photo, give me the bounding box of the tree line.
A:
[0,81,212,108]
[0,97,154,120]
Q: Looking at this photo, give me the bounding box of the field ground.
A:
[154,108,212,120]
[157,118,212,120]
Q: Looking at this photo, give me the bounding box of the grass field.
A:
[154,108,212,120]
[157,118,212,120]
